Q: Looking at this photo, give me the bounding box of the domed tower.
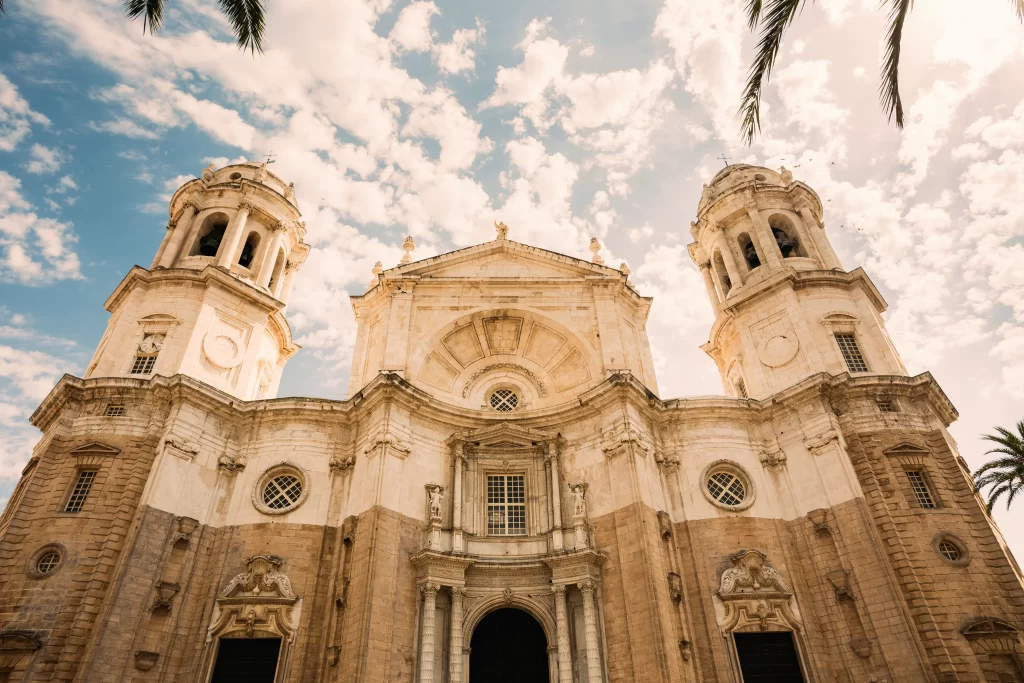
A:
[688,164,907,399]
[83,162,310,400]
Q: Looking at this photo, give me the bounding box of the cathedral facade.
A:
[0,161,1022,683]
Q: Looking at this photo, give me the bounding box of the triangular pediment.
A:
[70,442,120,457]
[883,443,929,456]
[446,422,557,449]
[388,240,622,281]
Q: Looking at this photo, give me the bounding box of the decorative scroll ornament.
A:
[716,549,801,636]
[201,163,216,183]
[364,430,411,459]
[217,453,247,473]
[164,438,199,461]
[804,429,839,455]
[601,420,650,459]
[655,451,681,472]
[329,455,356,473]
[207,555,298,644]
[758,445,787,470]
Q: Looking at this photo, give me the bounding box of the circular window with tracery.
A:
[489,388,520,412]
[252,464,310,515]
[701,461,756,511]
[932,532,970,566]
[28,543,66,579]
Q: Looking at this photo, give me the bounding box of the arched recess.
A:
[768,213,807,258]
[189,211,230,257]
[712,250,731,296]
[407,308,602,409]
[737,232,761,271]
[238,231,261,269]
[268,248,287,296]
[463,595,557,648]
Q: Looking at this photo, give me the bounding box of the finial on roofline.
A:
[590,237,604,265]
[494,220,509,240]
[369,261,383,288]
[401,236,415,264]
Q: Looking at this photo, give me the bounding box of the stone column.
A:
[553,585,573,683]
[278,262,299,305]
[453,445,465,553]
[715,228,743,287]
[419,582,439,683]
[548,442,564,551]
[158,203,199,268]
[578,581,603,683]
[150,222,175,269]
[699,262,721,311]
[449,587,465,683]
[257,222,287,287]
[382,283,415,375]
[747,208,783,269]
[217,202,252,268]
[796,205,842,270]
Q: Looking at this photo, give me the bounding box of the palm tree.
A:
[739,0,1024,144]
[0,0,268,54]
[973,420,1024,512]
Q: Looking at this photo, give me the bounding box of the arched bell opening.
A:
[268,248,287,297]
[768,214,806,259]
[190,212,230,258]
[738,232,761,271]
[712,250,732,296]
[470,607,550,683]
[238,231,261,269]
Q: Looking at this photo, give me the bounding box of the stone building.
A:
[0,161,1021,683]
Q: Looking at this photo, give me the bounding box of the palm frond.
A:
[124,0,164,35]
[974,456,1024,476]
[1004,481,1024,510]
[739,0,806,144]
[879,0,912,128]
[745,0,764,30]
[219,0,267,54]
[985,482,1011,513]
[1013,0,1024,21]
[0,0,6,15]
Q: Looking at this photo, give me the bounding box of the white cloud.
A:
[0,171,82,283]
[390,1,439,53]
[481,18,568,129]
[0,72,49,152]
[433,20,485,75]
[89,118,159,139]
[25,143,65,174]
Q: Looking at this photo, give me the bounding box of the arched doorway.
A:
[470,607,549,683]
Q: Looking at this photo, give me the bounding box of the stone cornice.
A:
[103,265,299,356]
[29,368,958,443]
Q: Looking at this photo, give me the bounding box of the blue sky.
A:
[1,0,1023,552]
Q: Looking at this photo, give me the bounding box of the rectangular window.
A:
[906,470,937,509]
[835,333,869,373]
[876,399,896,413]
[487,474,526,535]
[129,354,158,375]
[64,470,98,513]
[105,404,126,417]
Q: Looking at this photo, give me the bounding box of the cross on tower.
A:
[717,153,732,167]
[262,151,277,165]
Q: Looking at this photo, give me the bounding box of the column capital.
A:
[451,586,467,597]
[552,583,567,596]
[421,582,440,596]
[165,221,176,231]
[238,200,257,212]
[577,580,596,595]
[699,261,712,271]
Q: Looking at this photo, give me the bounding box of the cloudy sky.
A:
[0,0,1022,549]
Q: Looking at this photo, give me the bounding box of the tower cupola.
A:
[83,162,310,400]
[688,165,906,400]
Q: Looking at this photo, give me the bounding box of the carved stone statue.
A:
[425,484,445,521]
[201,163,216,183]
[494,220,509,240]
[569,482,588,520]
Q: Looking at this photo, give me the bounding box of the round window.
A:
[28,543,66,578]
[701,461,756,511]
[489,388,519,412]
[252,464,310,515]
[229,172,242,180]
[937,541,960,562]
[37,550,61,575]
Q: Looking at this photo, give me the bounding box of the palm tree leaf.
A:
[1004,481,1023,510]
[0,0,5,15]
[1014,0,1024,22]
[879,0,912,128]
[219,0,267,54]
[124,0,164,35]
[745,0,764,30]
[739,0,806,144]
[985,483,1010,513]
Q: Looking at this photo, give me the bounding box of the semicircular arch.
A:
[463,594,555,646]
[407,307,601,408]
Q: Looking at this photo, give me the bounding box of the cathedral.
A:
[0,160,1022,683]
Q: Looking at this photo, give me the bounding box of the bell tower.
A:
[84,162,310,400]
[688,164,907,399]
